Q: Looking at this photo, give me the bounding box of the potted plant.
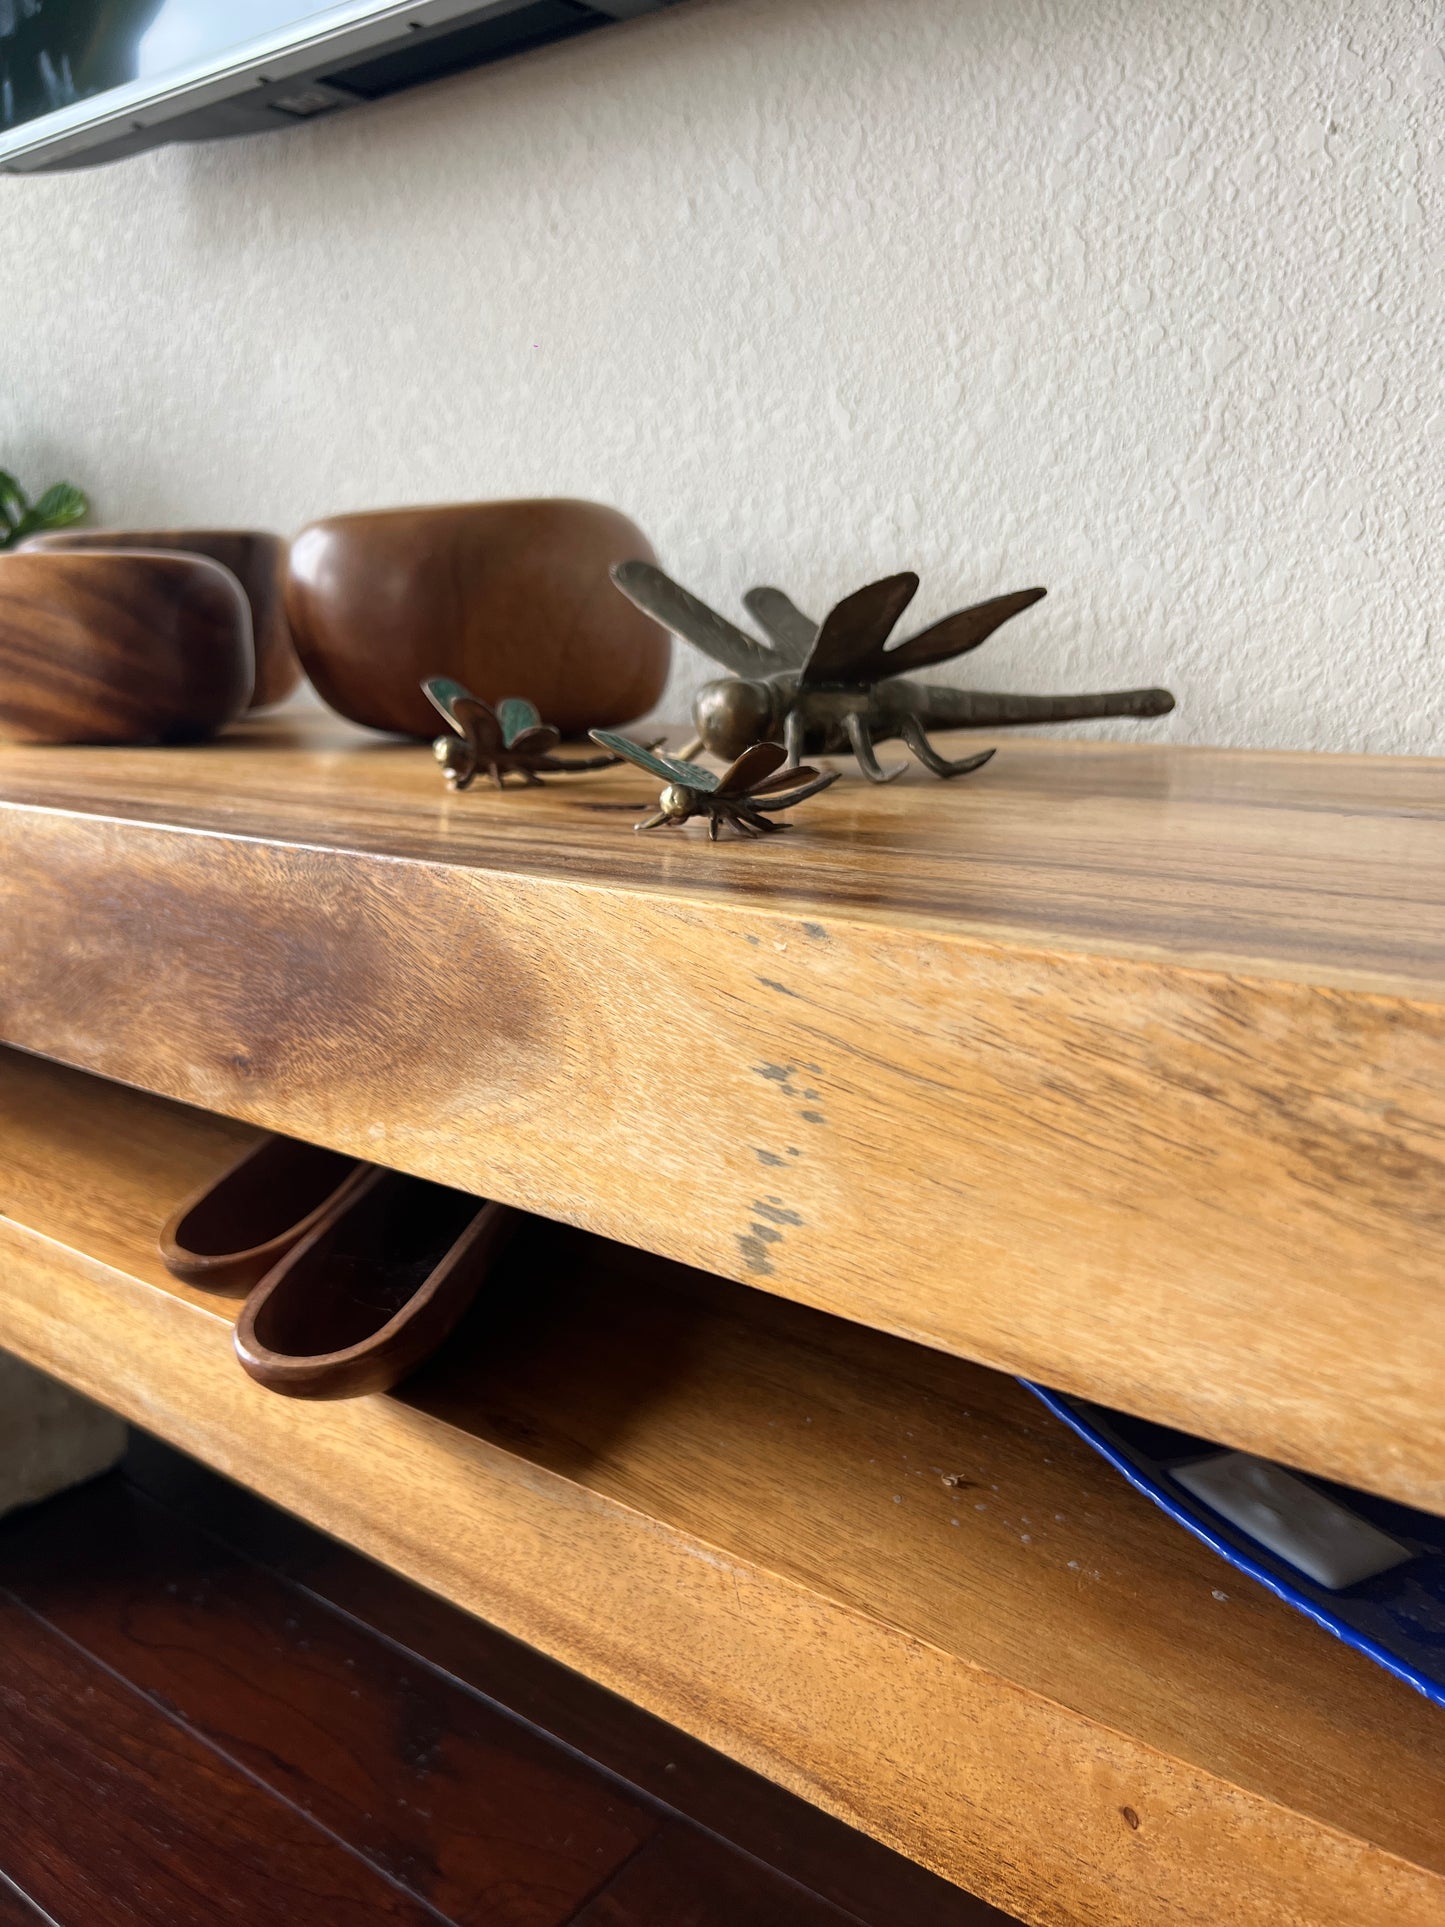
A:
[0,470,88,550]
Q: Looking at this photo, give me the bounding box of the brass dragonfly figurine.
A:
[589,731,838,838]
[611,562,1175,782]
[423,678,626,789]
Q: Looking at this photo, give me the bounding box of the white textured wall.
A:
[2,0,1440,750]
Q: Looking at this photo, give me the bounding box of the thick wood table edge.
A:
[3,722,1444,1511]
[2,1209,1441,1927]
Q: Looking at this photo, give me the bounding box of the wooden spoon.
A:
[233,1168,513,1400]
[160,1135,371,1295]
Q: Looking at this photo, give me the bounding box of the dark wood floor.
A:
[0,1434,1016,1926]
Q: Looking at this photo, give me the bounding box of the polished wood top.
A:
[1,710,1442,996]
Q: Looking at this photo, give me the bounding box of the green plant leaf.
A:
[8,481,89,548]
[28,482,88,528]
[0,471,29,535]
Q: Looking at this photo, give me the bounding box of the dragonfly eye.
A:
[659,782,695,819]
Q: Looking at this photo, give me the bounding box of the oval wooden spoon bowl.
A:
[160,1135,371,1295]
[234,1170,513,1400]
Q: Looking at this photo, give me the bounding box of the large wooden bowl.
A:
[23,527,300,710]
[285,499,670,737]
[0,549,254,744]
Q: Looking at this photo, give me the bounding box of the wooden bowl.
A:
[0,548,255,745]
[233,1169,514,1400]
[285,498,670,738]
[22,527,301,710]
[159,1134,371,1295]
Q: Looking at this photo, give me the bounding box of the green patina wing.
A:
[422,676,473,731]
[589,730,719,791]
[422,677,502,754]
[497,697,543,747]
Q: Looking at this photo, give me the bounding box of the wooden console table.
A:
[1,715,1442,1925]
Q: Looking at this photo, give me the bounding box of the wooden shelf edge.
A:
[3,804,1444,1515]
[1,1207,1442,1927]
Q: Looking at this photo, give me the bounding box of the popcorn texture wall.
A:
[1,0,1439,751]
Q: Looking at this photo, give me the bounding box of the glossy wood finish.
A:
[125,1433,1007,1927]
[2,1049,1443,1927]
[1,715,1444,1505]
[160,1132,368,1293]
[0,549,253,742]
[1,1454,1003,1927]
[0,1480,661,1927]
[22,527,302,710]
[286,498,670,737]
[0,1595,437,1925]
[570,1828,860,1926]
[234,1172,513,1399]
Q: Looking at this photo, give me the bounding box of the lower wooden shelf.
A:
[1,1045,1442,1927]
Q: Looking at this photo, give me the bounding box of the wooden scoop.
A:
[233,1168,513,1400]
[160,1135,371,1295]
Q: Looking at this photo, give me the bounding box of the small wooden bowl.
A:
[159,1135,370,1295]
[285,498,670,738]
[233,1169,513,1400]
[0,548,254,745]
[23,527,301,710]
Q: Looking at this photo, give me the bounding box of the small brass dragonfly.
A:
[423,678,626,789]
[611,562,1175,782]
[589,731,838,838]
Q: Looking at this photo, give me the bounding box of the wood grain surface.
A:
[0,1595,438,1925]
[1,1482,658,1927]
[21,528,301,711]
[568,1827,857,1926]
[1,1048,1443,1927]
[0,549,253,743]
[123,1433,1010,1927]
[286,500,669,735]
[1,715,1443,1506]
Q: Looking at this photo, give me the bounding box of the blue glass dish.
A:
[1022,1381,1445,1709]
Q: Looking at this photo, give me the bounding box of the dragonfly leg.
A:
[899,716,998,779]
[742,806,785,834]
[843,712,907,783]
[740,805,781,836]
[673,735,705,762]
[708,812,722,841]
[634,810,669,832]
[784,707,806,767]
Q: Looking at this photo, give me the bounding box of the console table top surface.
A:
[1,710,1443,996]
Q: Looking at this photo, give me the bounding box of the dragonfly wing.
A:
[422,676,473,731]
[611,561,776,676]
[741,587,818,666]
[496,697,543,746]
[799,572,919,686]
[507,724,561,757]
[884,587,1047,676]
[422,677,501,753]
[589,729,720,791]
[716,740,788,796]
[747,762,824,795]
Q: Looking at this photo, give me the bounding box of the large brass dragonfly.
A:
[612,562,1175,782]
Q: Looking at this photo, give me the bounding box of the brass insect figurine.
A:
[423,678,626,789]
[611,562,1176,783]
[589,732,838,839]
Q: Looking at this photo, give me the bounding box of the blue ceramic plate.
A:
[1022,1382,1445,1709]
